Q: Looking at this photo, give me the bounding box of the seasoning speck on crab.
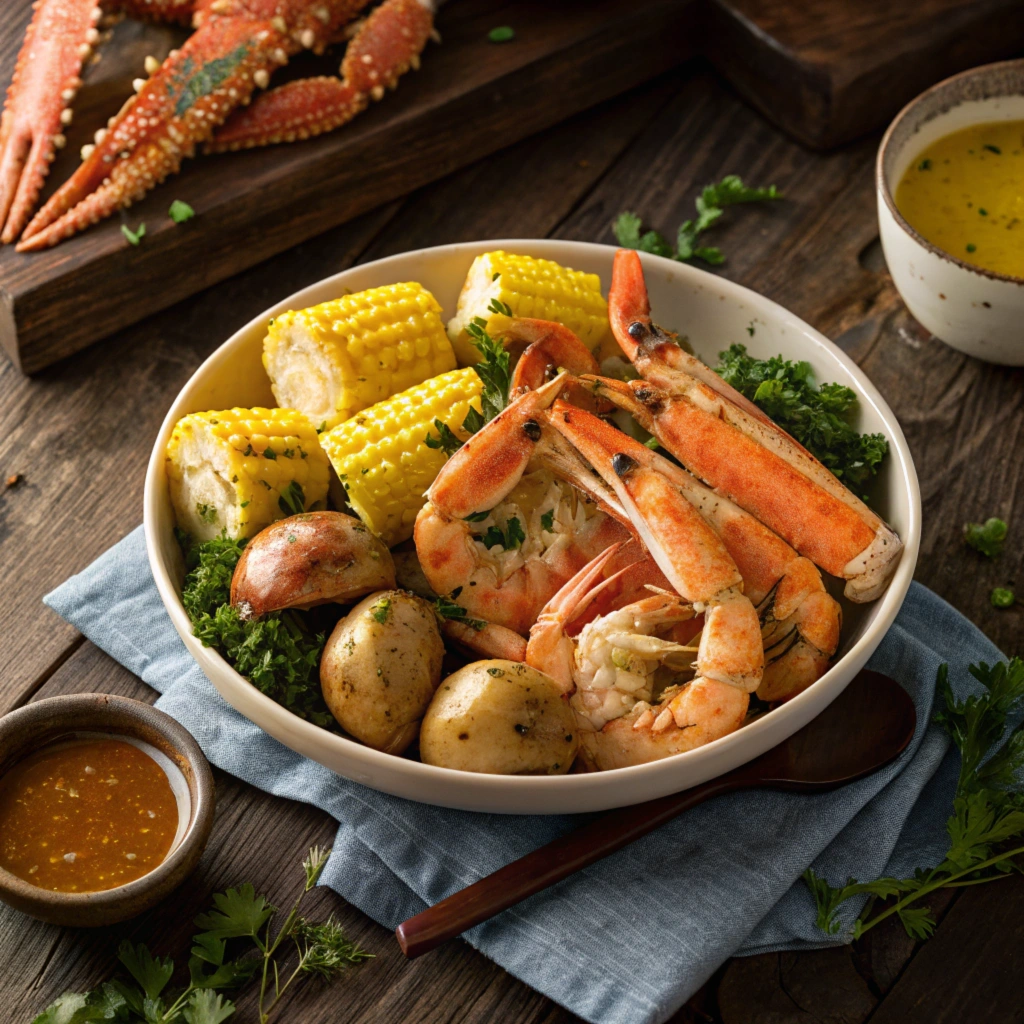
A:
[320,590,444,755]
[420,661,579,775]
[230,511,395,620]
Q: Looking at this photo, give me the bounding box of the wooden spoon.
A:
[396,669,915,958]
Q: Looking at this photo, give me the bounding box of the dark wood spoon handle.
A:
[395,774,744,959]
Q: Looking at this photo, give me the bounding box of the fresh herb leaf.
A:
[983,144,1001,155]
[991,587,1016,609]
[194,883,275,940]
[714,344,888,492]
[488,25,515,42]
[179,534,332,728]
[370,597,392,624]
[505,516,525,549]
[964,517,1007,558]
[182,989,235,1024]
[540,509,555,532]
[169,200,195,224]
[465,317,511,428]
[121,222,145,246]
[805,657,1024,942]
[118,942,174,1003]
[614,175,781,266]
[425,418,463,456]
[463,509,492,523]
[196,502,218,525]
[433,594,486,631]
[277,480,305,517]
[486,297,513,317]
[482,525,506,550]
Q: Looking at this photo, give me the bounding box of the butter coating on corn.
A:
[264,282,457,431]
[166,407,330,541]
[320,368,483,547]
[446,251,611,366]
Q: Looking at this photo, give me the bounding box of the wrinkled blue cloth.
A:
[44,526,1004,1024]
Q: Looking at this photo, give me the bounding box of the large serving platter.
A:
[145,240,921,814]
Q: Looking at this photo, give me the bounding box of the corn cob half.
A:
[264,282,457,432]
[320,368,483,547]
[166,407,330,542]
[446,251,611,366]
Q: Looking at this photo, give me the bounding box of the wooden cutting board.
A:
[1,0,1022,373]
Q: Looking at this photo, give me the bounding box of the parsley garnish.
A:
[168,199,195,224]
[482,516,525,551]
[28,848,369,1024]
[488,25,515,42]
[540,509,555,532]
[614,175,781,266]
[918,159,932,171]
[991,587,1017,609]
[964,517,1007,558]
[180,534,332,727]
[434,588,487,631]
[195,502,218,525]
[370,597,392,624]
[425,319,511,453]
[278,480,305,517]
[714,344,888,492]
[983,144,1002,155]
[121,222,146,246]
[805,658,1024,941]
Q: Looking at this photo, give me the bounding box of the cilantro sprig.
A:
[614,175,781,266]
[714,344,888,493]
[180,534,333,728]
[805,658,1024,941]
[426,317,511,455]
[28,849,370,1024]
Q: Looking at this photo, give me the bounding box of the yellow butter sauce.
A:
[894,120,1024,279]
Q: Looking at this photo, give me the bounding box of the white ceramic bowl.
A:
[878,60,1024,365]
[145,240,921,814]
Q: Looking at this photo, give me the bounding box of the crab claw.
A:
[0,0,101,244]
[16,12,296,251]
[208,0,434,151]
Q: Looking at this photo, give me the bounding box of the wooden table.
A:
[1,64,1022,1024]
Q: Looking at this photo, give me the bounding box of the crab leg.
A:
[16,12,296,250]
[604,250,903,602]
[0,0,101,244]
[208,0,434,151]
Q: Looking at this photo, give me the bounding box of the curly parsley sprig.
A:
[614,175,781,266]
[805,657,1024,941]
[29,849,370,1024]
[426,316,511,456]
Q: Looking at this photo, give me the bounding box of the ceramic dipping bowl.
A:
[877,59,1024,365]
[0,693,215,927]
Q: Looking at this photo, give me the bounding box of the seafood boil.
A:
[168,249,902,775]
[0,0,436,249]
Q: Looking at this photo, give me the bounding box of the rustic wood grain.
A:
[1,61,1023,1024]
[706,0,1024,149]
[0,0,695,373]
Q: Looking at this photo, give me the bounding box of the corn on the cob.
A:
[320,368,483,547]
[263,282,457,431]
[166,407,330,542]
[446,251,611,366]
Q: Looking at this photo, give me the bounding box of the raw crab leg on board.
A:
[603,248,903,603]
[0,0,436,249]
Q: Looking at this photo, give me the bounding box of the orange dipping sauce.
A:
[0,738,179,893]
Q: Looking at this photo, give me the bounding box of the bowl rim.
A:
[876,57,1024,287]
[0,693,214,908]
[144,238,922,809]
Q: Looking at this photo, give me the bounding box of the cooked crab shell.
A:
[320,590,445,754]
[230,511,395,619]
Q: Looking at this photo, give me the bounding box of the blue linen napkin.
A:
[44,526,1005,1024]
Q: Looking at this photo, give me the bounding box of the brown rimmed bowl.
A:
[0,693,215,927]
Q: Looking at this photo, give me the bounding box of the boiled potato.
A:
[320,590,443,754]
[420,660,578,775]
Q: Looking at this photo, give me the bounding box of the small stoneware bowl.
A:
[0,694,215,927]
[877,60,1024,365]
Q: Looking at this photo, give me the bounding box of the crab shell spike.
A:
[0,0,100,244]
[17,13,294,251]
[208,0,434,152]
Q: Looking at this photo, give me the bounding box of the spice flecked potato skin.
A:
[420,660,579,775]
[320,590,444,755]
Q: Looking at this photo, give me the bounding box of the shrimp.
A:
[603,249,903,603]
[530,400,764,769]
[414,376,632,635]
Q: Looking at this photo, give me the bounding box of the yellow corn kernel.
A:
[446,251,611,365]
[165,407,329,541]
[320,368,483,547]
[263,282,456,431]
